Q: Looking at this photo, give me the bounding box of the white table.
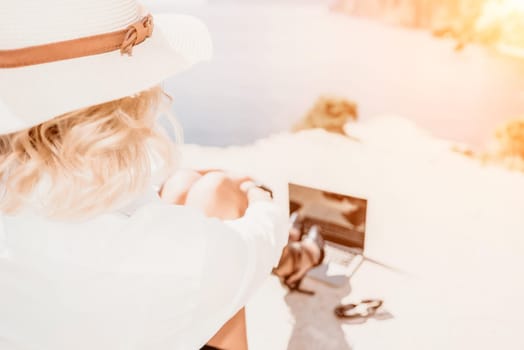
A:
[181,129,524,349]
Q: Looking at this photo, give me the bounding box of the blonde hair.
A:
[0,86,178,219]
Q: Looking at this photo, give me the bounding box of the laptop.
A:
[289,183,367,287]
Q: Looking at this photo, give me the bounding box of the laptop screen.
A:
[288,183,367,253]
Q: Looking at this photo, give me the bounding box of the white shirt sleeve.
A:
[188,201,288,348]
[127,199,288,349]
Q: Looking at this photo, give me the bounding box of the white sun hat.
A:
[0,0,213,135]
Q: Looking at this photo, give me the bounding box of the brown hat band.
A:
[0,15,154,69]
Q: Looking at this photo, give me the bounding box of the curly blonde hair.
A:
[0,86,178,219]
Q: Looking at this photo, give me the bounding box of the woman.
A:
[0,1,287,349]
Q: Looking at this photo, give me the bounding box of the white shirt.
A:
[0,194,288,350]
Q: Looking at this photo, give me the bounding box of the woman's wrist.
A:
[241,181,273,203]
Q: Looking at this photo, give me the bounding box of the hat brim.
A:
[0,13,212,134]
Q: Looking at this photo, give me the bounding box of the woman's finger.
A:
[196,169,252,187]
[196,169,222,176]
[231,175,253,186]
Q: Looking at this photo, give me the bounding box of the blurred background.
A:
[150,0,524,148]
[152,3,524,348]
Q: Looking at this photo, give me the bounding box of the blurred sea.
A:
[151,1,524,147]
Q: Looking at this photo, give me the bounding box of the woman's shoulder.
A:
[1,200,232,274]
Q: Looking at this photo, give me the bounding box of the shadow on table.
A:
[284,278,353,350]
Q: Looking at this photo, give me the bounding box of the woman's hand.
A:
[184,171,251,220]
[160,169,272,220]
[159,168,228,205]
[240,181,273,203]
[159,169,203,205]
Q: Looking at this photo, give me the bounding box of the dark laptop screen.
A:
[288,183,367,251]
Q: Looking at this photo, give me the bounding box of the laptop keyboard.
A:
[324,243,356,267]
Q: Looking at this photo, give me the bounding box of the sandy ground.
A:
[182,126,524,349]
[246,275,356,350]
